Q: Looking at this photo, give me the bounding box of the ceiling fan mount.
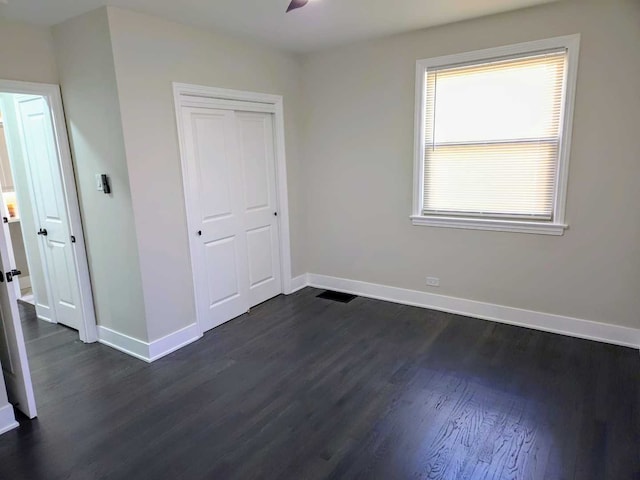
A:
[286,0,310,13]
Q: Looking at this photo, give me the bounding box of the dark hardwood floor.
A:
[0,288,638,479]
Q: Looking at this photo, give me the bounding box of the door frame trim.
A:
[0,79,98,343]
[173,83,294,335]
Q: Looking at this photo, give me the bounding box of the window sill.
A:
[410,215,567,236]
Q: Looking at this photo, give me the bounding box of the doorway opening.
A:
[0,94,53,321]
[0,80,97,422]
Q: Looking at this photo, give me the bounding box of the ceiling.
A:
[0,0,559,53]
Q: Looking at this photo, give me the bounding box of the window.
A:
[412,35,580,235]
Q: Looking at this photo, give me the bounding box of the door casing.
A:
[0,79,97,343]
[173,83,294,336]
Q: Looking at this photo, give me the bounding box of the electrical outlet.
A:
[426,276,440,287]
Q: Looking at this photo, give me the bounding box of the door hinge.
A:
[71,235,76,243]
[5,271,13,282]
[2,217,7,224]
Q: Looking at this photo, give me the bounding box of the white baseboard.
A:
[97,326,149,361]
[306,273,640,349]
[0,403,19,436]
[98,272,640,360]
[97,323,202,363]
[288,274,309,294]
[148,323,202,362]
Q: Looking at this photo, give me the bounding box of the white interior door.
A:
[182,107,282,333]
[0,212,36,419]
[14,95,82,331]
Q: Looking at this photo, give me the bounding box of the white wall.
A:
[0,19,58,84]
[52,9,148,341]
[3,1,637,354]
[300,0,640,330]
[106,7,305,340]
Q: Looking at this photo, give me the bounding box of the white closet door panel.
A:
[183,108,248,332]
[194,114,234,220]
[238,116,271,211]
[203,236,245,321]
[246,226,275,286]
[236,112,282,307]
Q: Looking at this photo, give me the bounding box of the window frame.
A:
[411,35,581,235]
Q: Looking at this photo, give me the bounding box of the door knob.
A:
[37,228,48,236]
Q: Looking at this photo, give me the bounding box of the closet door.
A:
[181,107,282,333]
[236,112,282,308]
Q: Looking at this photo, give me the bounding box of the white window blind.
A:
[423,50,567,220]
